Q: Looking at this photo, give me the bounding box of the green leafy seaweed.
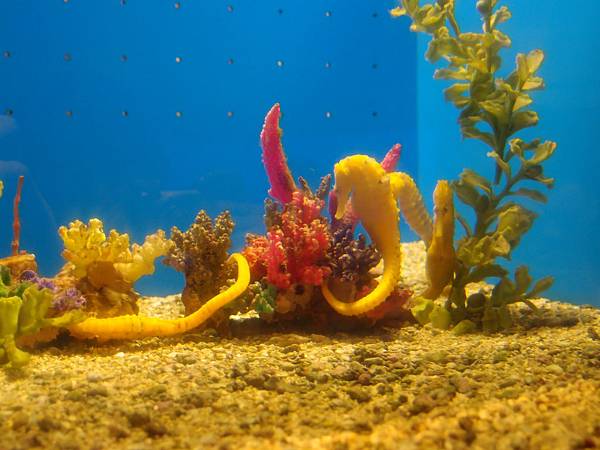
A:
[393,0,556,331]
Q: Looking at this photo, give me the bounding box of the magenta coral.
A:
[244,191,331,290]
[380,143,402,172]
[260,103,297,204]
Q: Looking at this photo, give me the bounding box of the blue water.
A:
[0,0,417,296]
[0,1,598,305]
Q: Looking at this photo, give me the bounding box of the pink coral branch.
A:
[380,143,402,173]
[260,103,296,204]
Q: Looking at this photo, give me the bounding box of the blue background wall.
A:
[0,0,417,295]
[415,1,600,305]
[1,1,598,305]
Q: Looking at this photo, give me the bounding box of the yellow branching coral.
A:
[58,219,172,283]
[57,219,173,317]
[58,219,132,279]
[115,230,173,283]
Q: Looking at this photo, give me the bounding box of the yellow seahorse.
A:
[322,155,403,316]
[423,180,456,299]
[68,253,250,341]
[321,155,455,316]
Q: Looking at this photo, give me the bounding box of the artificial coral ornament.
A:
[67,253,250,341]
[245,191,331,291]
[57,219,173,317]
[260,103,296,204]
[163,210,236,331]
[55,217,252,341]
[0,268,85,367]
[244,103,332,298]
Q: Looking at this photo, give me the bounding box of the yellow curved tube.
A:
[68,253,250,341]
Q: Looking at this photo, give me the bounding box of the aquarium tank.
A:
[0,1,598,449]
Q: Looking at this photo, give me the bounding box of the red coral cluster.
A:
[244,191,331,290]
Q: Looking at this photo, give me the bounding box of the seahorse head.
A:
[332,161,352,220]
[432,180,454,238]
[433,181,453,216]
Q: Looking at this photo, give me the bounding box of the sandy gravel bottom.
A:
[1,243,599,450]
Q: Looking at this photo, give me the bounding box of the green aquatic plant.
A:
[0,267,84,368]
[251,282,278,315]
[392,0,556,331]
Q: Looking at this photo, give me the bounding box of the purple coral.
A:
[20,270,57,292]
[328,220,381,283]
[53,288,87,313]
[20,270,86,312]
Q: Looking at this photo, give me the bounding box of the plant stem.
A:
[474,167,524,236]
[447,10,461,37]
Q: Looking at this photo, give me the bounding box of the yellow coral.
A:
[58,219,172,283]
[115,230,173,283]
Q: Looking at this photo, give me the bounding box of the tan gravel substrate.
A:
[1,242,599,450]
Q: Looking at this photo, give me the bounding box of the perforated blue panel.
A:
[0,1,416,294]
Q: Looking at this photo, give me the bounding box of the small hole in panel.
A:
[120,54,128,62]
[325,11,332,17]
[324,62,331,69]
[65,110,73,118]
[64,53,72,62]
[227,111,234,118]
[3,51,11,58]
[227,58,234,65]
[276,60,284,68]
[227,5,233,12]
[175,56,182,63]
[175,111,182,118]
[122,110,129,117]
[174,2,181,9]
[5,109,14,117]
[325,111,332,119]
